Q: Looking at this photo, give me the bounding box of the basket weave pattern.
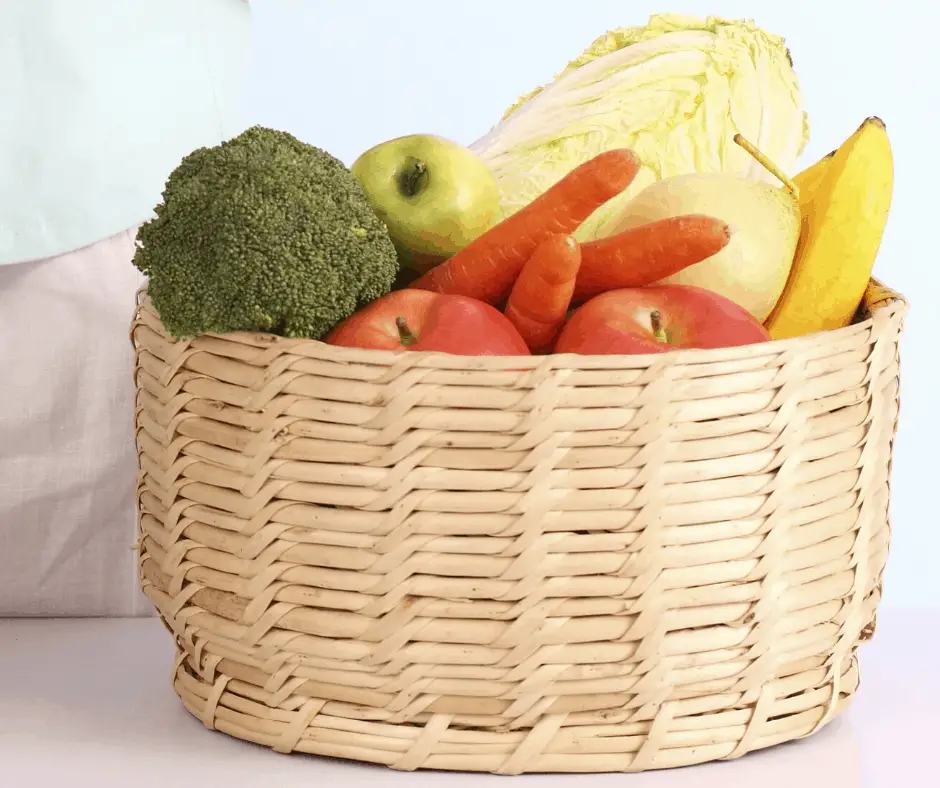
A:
[132,280,906,774]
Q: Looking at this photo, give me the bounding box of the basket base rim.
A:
[170,650,859,775]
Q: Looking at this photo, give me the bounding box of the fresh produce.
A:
[326,290,530,356]
[504,234,582,353]
[765,117,894,339]
[412,148,641,304]
[555,285,771,355]
[599,136,801,322]
[470,14,809,240]
[351,134,501,273]
[574,215,731,302]
[133,15,895,360]
[133,126,399,340]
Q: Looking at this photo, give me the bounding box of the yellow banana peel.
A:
[790,148,835,197]
[765,117,894,340]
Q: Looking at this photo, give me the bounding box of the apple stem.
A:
[733,133,800,199]
[399,159,428,198]
[396,316,418,346]
[650,310,668,343]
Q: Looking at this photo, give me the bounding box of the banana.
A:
[791,148,835,197]
[765,117,894,340]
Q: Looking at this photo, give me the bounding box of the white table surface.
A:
[0,612,936,787]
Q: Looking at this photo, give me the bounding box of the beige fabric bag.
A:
[0,231,150,616]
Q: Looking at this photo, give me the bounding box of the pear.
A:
[599,153,800,323]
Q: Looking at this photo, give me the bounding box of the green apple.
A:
[351,134,501,273]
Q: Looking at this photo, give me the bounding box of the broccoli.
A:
[133,125,399,340]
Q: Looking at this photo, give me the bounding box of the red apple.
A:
[554,285,771,355]
[326,289,531,356]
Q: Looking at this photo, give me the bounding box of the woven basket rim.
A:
[134,278,907,370]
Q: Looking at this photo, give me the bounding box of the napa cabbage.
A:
[470,14,809,240]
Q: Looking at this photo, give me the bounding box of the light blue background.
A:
[242,0,938,610]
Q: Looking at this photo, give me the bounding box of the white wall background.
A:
[242,0,938,609]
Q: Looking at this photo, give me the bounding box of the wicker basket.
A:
[131,278,906,775]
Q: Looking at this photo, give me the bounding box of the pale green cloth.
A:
[0,0,252,265]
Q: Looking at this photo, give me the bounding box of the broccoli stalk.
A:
[133,126,400,340]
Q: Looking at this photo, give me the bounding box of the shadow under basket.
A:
[131,279,907,775]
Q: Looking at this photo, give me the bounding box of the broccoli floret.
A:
[133,125,399,340]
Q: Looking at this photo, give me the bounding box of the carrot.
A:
[412,148,641,304]
[573,214,731,302]
[504,233,582,353]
